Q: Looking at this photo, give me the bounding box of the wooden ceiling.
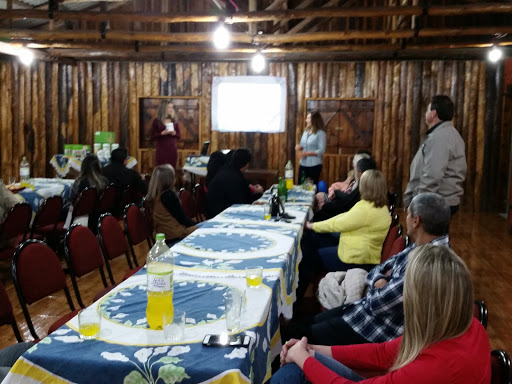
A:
[0,0,512,62]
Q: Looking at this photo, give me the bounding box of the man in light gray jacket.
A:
[403,95,467,216]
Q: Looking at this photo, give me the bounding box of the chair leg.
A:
[64,287,76,311]
[11,319,24,342]
[124,252,134,270]
[129,244,139,267]
[20,303,39,340]
[99,267,108,288]
[104,258,117,285]
[69,274,85,309]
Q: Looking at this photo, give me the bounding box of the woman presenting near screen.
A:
[295,111,327,186]
[151,100,181,168]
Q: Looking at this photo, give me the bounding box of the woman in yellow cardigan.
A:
[297,170,391,301]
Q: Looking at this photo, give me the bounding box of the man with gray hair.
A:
[285,192,451,346]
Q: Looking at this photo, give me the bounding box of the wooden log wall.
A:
[0,59,496,212]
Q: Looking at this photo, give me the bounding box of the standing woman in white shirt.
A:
[295,111,327,186]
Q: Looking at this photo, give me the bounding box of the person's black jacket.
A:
[161,190,196,228]
[313,186,360,222]
[102,163,148,195]
[206,166,261,218]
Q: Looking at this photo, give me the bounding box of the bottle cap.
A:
[22,156,26,160]
[155,233,165,241]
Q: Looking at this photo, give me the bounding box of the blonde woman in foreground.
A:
[272,244,491,384]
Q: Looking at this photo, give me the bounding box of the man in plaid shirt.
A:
[286,192,451,345]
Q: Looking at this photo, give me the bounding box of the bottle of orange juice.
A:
[285,160,294,189]
[146,233,174,330]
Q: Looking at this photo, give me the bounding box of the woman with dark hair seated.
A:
[272,245,491,383]
[206,148,263,218]
[69,154,108,202]
[146,164,197,246]
[205,150,227,188]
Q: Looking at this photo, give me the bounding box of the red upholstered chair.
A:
[71,187,98,231]
[124,204,153,268]
[193,183,207,222]
[30,196,64,240]
[380,225,401,263]
[473,299,488,329]
[97,184,120,216]
[0,202,32,261]
[179,188,197,220]
[11,240,79,339]
[0,281,23,342]
[98,213,139,284]
[64,224,114,308]
[140,197,155,241]
[383,236,406,263]
[491,349,511,384]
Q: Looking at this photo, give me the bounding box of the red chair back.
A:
[194,183,207,221]
[0,202,32,242]
[124,204,150,246]
[140,197,154,237]
[491,350,511,384]
[0,281,23,342]
[13,240,68,305]
[380,225,400,263]
[99,214,130,260]
[65,224,104,278]
[72,187,98,218]
[121,185,137,209]
[12,240,77,339]
[384,236,406,263]
[98,184,120,214]
[30,196,63,237]
[179,188,197,219]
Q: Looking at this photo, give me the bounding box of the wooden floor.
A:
[1,212,511,354]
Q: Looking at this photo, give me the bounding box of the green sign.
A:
[94,131,115,144]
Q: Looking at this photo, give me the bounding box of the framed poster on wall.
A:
[139,97,201,150]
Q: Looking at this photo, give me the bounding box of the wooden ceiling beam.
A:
[2,26,512,45]
[25,39,512,55]
[1,4,512,24]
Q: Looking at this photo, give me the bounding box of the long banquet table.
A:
[4,186,315,384]
[15,178,74,212]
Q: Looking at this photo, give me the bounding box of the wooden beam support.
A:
[1,4,512,24]
[4,26,512,45]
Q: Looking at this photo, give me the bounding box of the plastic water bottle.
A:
[20,156,30,182]
[146,233,174,330]
[278,177,287,203]
[285,160,294,190]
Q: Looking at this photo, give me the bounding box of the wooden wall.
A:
[0,59,497,212]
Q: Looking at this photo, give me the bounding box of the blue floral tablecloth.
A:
[15,178,74,212]
[50,154,137,177]
[183,155,209,177]
[5,198,313,384]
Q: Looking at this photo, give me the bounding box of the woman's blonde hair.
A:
[146,164,176,205]
[308,111,324,134]
[359,169,388,208]
[156,100,176,123]
[392,244,473,370]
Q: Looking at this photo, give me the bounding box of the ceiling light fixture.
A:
[251,52,266,73]
[488,46,503,63]
[0,42,34,66]
[213,24,230,50]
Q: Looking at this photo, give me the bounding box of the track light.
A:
[488,46,503,63]
[213,24,230,50]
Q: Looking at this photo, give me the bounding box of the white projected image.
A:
[212,76,287,133]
